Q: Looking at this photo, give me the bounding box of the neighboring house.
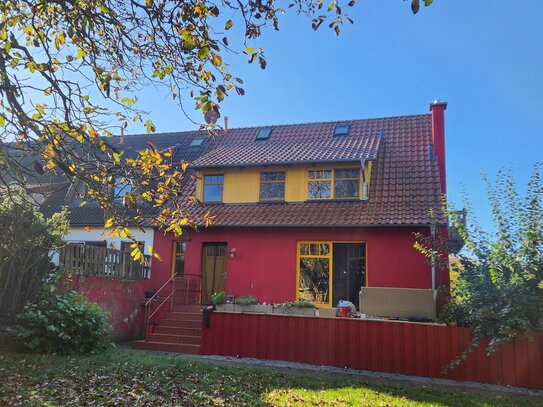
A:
[149,102,450,314]
[0,143,68,206]
[40,131,213,259]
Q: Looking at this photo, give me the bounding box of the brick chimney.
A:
[429,100,447,195]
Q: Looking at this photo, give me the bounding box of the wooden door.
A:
[201,243,227,304]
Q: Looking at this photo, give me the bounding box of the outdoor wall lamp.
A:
[229,248,237,258]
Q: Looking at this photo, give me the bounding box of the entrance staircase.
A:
[133,305,202,353]
[133,273,202,354]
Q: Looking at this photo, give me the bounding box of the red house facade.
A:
[149,102,450,311]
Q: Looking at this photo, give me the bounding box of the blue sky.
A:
[133,1,543,229]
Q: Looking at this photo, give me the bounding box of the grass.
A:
[0,348,539,406]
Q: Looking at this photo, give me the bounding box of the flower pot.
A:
[250,304,273,314]
[273,306,316,316]
[215,304,235,312]
[233,304,253,313]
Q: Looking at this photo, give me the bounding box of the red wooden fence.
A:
[201,313,543,389]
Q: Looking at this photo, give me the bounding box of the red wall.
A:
[152,226,449,304]
[68,275,152,342]
[201,313,543,390]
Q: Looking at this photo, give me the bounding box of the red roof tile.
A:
[192,120,382,167]
[180,113,446,227]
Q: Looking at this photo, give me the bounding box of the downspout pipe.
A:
[360,159,367,200]
[430,223,436,290]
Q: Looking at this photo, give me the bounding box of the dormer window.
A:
[333,124,350,137]
[203,174,224,202]
[190,137,204,147]
[256,127,272,141]
[260,171,286,201]
[307,168,360,200]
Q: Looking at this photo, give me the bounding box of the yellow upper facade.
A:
[195,161,372,204]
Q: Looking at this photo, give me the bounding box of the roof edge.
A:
[192,157,378,169]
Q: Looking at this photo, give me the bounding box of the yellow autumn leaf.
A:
[54,31,66,50]
[89,126,98,138]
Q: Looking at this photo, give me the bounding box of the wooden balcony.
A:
[59,243,151,280]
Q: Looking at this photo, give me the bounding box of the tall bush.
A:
[0,191,69,317]
[418,166,543,368]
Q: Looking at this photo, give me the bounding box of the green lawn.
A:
[0,348,539,406]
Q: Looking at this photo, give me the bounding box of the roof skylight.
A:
[190,137,204,147]
[333,124,350,137]
[256,127,273,140]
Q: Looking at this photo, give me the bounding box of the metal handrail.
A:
[144,273,177,341]
[143,272,202,341]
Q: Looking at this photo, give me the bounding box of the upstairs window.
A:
[203,174,224,202]
[307,168,360,200]
[334,169,359,199]
[260,171,286,201]
[256,127,272,140]
[173,241,186,275]
[307,170,332,199]
[333,124,350,137]
[84,241,107,248]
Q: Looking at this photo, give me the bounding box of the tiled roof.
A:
[40,131,213,225]
[108,130,213,163]
[179,114,446,226]
[41,113,446,227]
[192,120,382,167]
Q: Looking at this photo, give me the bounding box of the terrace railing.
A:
[59,243,151,280]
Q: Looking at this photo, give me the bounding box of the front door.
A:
[201,243,227,304]
[332,243,366,307]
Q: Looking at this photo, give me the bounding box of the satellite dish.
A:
[204,110,219,125]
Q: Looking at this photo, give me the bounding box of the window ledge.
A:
[259,199,286,204]
[305,198,363,203]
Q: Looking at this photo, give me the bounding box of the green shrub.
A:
[17,290,112,354]
[211,291,226,305]
[236,295,258,306]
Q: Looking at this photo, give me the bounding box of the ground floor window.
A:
[173,241,186,275]
[297,241,366,307]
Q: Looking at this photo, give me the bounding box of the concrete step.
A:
[155,326,201,336]
[171,305,202,313]
[148,333,201,345]
[133,340,200,354]
[167,312,201,321]
[160,319,201,329]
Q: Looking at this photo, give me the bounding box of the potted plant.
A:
[273,300,316,316]
[212,291,234,312]
[234,295,259,313]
